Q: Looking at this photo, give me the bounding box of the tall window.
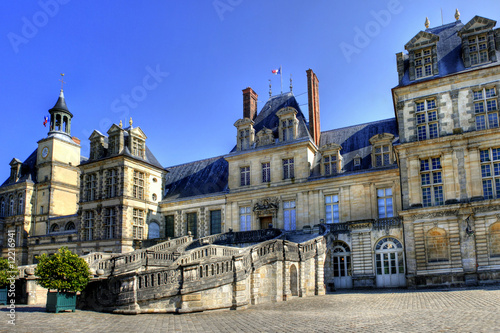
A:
[421,157,443,207]
[414,48,433,79]
[282,119,294,141]
[0,198,5,217]
[474,87,498,131]
[106,169,118,198]
[133,208,144,239]
[490,222,500,258]
[132,138,145,158]
[85,174,97,201]
[426,228,449,262]
[323,154,338,175]
[108,135,118,155]
[239,129,250,150]
[325,194,339,224]
[416,99,438,141]
[17,194,23,215]
[210,210,222,235]
[283,201,296,231]
[186,212,197,238]
[84,211,94,241]
[262,162,271,183]
[9,196,14,216]
[377,188,393,218]
[240,166,250,186]
[239,207,251,231]
[133,170,144,199]
[283,158,294,179]
[469,34,489,66]
[480,148,500,199]
[104,207,116,239]
[374,145,391,167]
[165,215,175,238]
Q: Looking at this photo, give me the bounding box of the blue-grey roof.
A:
[398,18,500,86]
[163,156,228,201]
[318,118,399,172]
[231,92,310,152]
[1,149,38,188]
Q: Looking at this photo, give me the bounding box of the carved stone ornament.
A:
[253,197,280,217]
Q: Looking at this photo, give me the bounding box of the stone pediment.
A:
[319,143,342,153]
[369,133,395,145]
[276,107,298,117]
[253,197,280,217]
[404,31,439,50]
[129,127,147,140]
[9,158,22,166]
[107,124,125,135]
[234,118,254,128]
[89,130,105,140]
[256,127,274,147]
[459,16,497,36]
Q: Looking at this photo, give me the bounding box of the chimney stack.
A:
[242,87,258,120]
[307,69,321,147]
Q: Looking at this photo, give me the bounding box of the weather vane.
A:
[59,73,66,90]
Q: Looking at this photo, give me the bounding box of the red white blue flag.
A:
[272,68,281,75]
[43,116,49,127]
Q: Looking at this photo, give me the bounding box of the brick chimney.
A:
[242,87,258,120]
[307,69,320,147]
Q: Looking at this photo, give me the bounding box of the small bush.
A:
[0,257,18,287]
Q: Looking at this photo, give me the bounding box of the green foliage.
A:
[35,247,90,292]
[0,257,19,287]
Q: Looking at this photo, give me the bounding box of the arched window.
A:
[65,222,76,231]
[426,227,449,262]
[490,222,500,258]
[17,194,23,215]
[9,196,14,216]
[0,198,5,217]
[50,224,60,233]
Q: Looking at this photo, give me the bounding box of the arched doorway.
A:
[148,221,160,239]
[374,237,406,287]
[326,242,352,289]
[290,264,298,296]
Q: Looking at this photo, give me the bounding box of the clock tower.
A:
[34,87,81,235]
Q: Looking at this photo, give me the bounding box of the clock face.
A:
[42,147,49,158]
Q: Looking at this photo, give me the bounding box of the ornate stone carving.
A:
[253,197,279,217]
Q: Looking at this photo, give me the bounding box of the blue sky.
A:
[1,0,499,179]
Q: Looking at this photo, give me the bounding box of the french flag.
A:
[43,116,49,127]
[272,68,281,75]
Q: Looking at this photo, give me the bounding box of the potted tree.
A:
[35,247,90,313]
[0,257,18,305]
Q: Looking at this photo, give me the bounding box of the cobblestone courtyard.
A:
[2,286,499,333]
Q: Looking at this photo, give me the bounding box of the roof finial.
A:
[425,17,430,29]
[59,73,66,91]
[289,74,293,92]
[119,120,123,128]
[455,8,460,21]
[268,79,272,98]
[129,117,133,128]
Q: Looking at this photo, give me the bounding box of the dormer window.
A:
[369,133,395,168]
[415,48,433,79]
[277,107,298,142]
[353,155,361,168]
[108,135,118,155]
[320,143,342,175]
[132,138,145,158]
[469,34,489,65]
[234,118,255,151]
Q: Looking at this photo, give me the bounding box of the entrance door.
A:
[260,216,273,229]
[330,242,352,289]
[375,237,406,287]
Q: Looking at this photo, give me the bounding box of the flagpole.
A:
[280,65,283,94]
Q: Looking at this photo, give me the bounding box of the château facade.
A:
[2,14,500,289]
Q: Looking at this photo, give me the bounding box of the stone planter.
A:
[46,291,77,313]
[0,287,7,305]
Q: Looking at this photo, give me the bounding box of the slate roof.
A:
[398,18,500,87]
[230,92,310,152]
[163,156,228,201]
[1,149,38,188]
[318,118,399,173]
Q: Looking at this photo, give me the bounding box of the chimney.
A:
[242,87,258,120]
[307,69,320,147]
